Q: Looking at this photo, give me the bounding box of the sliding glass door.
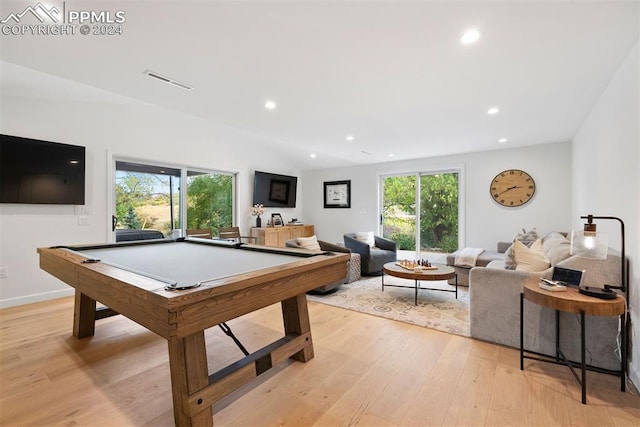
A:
[381,174,417,251]
[113,160,235,239]
[114,161,180,236]
[418,172,459,254]
[382,170,460,257]
[186,171,233,233]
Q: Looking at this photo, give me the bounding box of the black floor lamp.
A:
[571,214,629,386]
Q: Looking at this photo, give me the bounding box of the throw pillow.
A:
[542,232,571,266]
[514,239,551,272]
[355,231,375,248]
[297,235,321,251]
[504,228,539,270]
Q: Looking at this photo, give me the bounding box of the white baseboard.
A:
[0,288,75,309]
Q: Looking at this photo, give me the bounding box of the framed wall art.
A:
[324,180,351,208]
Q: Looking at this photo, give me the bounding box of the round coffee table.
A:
[382,262,457,305]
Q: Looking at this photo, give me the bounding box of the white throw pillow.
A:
[514,239,550,272]
[355,231,375,248]
[297,235,321,251]
[504,228,539,270]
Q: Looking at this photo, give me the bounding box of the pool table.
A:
[38,238,350,427]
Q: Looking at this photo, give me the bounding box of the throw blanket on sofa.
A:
[455,247,485,267]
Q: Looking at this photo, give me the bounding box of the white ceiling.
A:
[1,1,638,170]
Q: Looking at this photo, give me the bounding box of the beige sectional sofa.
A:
[469,231,622,370]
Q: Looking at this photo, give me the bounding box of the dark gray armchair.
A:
[344,233,397,276]
[284,238,351,294]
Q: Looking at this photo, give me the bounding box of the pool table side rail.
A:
[38,247,349,339]
[172,256,348,338]
[39,247,178,338]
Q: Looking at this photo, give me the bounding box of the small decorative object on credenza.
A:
[271,213,283,227]
[250,203,265,228]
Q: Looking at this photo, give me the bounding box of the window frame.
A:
[378,166,465,256]
[109,154,237,241]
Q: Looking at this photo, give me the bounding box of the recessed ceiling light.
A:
[498,138,508,143]
[460,29,481,45]
[264,100,276,110]
[487,107,500,115]
[346,135,354,141]
[388,154,395,158]
[310,153,316,158]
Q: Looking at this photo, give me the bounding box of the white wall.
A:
[301,142,572,249]
[573,41,639,388]
[0,68,303,307]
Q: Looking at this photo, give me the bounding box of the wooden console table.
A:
[251,225,314,247]
[520,282,626,404]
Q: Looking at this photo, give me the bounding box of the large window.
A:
[186,171,233,233]
[381,170,460,256]
[113,160,235,238]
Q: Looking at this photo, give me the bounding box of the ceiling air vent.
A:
[143,70,193,91]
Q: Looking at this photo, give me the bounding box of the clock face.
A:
[490,169,536,207]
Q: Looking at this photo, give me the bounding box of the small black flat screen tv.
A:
[252,171,297,208]
[0,134,86,204]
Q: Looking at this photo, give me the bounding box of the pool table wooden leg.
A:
[73,290,96,338]
[168,331,212,427]
[281,293,314,362]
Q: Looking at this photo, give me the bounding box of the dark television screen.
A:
[0,134,86,204]
[252,171,297,208]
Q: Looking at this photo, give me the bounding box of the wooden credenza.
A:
[251,225,314,247]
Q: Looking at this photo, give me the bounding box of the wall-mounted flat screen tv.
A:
[252,171,297,208]
[0,134,86,204]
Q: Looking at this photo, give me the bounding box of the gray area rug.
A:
[307,275,470,337]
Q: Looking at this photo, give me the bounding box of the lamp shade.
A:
[570,230,608,259]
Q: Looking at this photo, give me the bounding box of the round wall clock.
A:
[490,169,536,207]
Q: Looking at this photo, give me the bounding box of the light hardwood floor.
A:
[1,296,638,426]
